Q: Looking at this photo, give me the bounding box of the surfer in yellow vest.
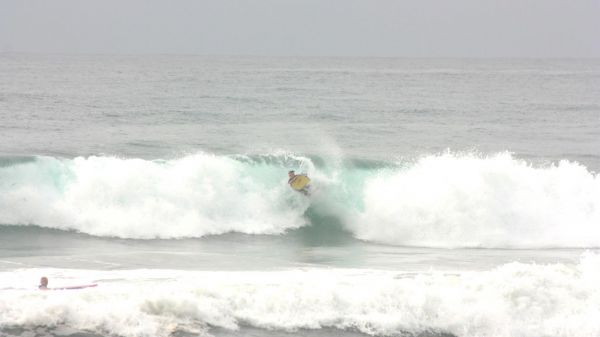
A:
[288,170,311,195]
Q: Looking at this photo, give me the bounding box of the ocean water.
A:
[0,54,599,337]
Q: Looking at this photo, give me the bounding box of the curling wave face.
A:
[0,153,312,239]
[0,152,599,247]
[1,253,600,337]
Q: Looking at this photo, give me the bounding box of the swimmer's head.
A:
[39,276,48,289]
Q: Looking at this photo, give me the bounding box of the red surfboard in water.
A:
[41,284,98,290]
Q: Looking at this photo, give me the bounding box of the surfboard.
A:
[290,175,310,191]
[47,284,98,290]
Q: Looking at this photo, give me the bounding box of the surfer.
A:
[39,276,49,290]
[288,170,310,195]
[288,170,297,184]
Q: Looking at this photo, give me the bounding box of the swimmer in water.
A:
[39,276,48,290]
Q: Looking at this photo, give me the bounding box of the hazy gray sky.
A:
[1,0,599,57]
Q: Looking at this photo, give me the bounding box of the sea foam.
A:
[1,254,599,337]
[351,152,600,248]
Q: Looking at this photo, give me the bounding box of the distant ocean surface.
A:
[0,54,599,337]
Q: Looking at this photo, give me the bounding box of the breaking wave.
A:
[0,152,598,247]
